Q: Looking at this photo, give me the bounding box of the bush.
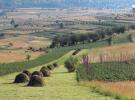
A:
[40,68,51,77]
[64,57,79,72]
[32,71,43,77]
[27,75,44,87]
[14,73,29,83]
[22,70,31,78]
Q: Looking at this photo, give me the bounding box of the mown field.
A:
[0,41,116,100]
[0,66,115,100]
[1,8,135,100]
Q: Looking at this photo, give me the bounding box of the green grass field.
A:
[0,66,115,100]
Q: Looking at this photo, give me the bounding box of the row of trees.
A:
[50,25,126,48]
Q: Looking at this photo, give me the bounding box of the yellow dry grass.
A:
[0,31,49,63]
[0,50,43,63]
[0,35,50,49]
[88,43,135,63]
[80,81,135,98]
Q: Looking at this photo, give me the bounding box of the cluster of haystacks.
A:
[14,73,29,83]
[28,75,44,87]
[32,71,43,77]
[53,63,58,68]
[46,62,59,70]
[40,67,51,77]
[28,71,45,87]
[47,65,54,70]
[13,62,59,87]
[14,70,44,87]
[23,70,31,78]
[72,49,81,56]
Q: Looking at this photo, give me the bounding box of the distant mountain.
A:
[0,0,135,9]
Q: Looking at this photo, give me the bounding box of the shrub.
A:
[64,57,79,72]
[27,75,44,87]
[14,73,29,83]
[32,71,43,77]
[22,70,31,78]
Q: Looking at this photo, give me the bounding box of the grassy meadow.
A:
[0,8,135,100]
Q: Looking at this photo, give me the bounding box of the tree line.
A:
[50,25,127,48]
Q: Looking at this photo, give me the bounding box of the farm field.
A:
[0,8,117,65]
[80,81,135,99]
[0,39,108,76]
[76,43,135,99]
[0,35,50,49]
[77,61,135,99]
[86,42,135,63]
[1,7,135,100]
[0,41,134,100]
[0,34,50,63]
[0,66,115,100]
[0,50,43,63]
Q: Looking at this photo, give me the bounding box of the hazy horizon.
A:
[0,0,135,9]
